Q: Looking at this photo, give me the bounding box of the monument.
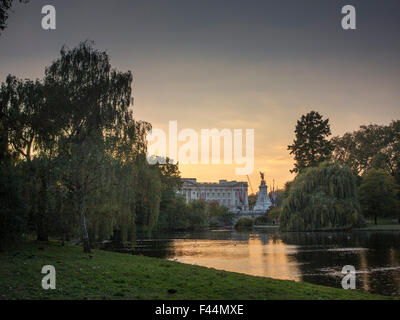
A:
[253,172,272,213]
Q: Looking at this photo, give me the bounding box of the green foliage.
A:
[187,200,208,230]
[0,42,178,250]
[156,195,189,231]
[288,111,333,173]
[283,181,292,198]
[154,158,185,231]
[156,198,234,231]
[332,121,400,184]
[134,161,162,236]
[268,206,282,221]
[254,207,282,225]
[280,162,365,231]
[0,161,26,250]
[207,201,234,227]
[254,215,269,225]
[234,217,254,229]
[357,169,399,225]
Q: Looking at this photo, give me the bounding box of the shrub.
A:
[254,215,269,225]
[234,217,254,230]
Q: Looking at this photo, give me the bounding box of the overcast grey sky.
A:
[1,0,399,185]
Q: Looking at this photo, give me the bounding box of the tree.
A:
[155,195,189,231]
[0,161,26,250]
[268,206,282,222]
[207,201,234,226]
[134,158,161,236]
[43,41,136,253]
[0,0,29,35]
[0,75,53,241]
[187,200,208,230]
[156,157,182,219]
[234,217,254,230]
[332,124,389,178]
[0,41,169,250]
[357,169,399,225]
[280,162,365,231]
[288,111,333,173]
[153,158,185,231]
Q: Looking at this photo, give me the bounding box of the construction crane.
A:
[246,175,254,194]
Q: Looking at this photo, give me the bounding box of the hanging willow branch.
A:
[280,162,365,231]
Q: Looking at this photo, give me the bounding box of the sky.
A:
[1,0,399,192]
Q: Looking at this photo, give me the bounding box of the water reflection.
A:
[127,229,400,297]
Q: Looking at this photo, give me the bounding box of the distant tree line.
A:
[281,111,400,231]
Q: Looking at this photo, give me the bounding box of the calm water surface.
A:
[128,229,400,297]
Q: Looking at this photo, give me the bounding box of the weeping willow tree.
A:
[85,158,137,245]
[0,41,171,251]
[134,158,161,237]
[280,162,365,231]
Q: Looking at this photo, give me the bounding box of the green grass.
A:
[355,218,400,231]
[0,241,392,300]
[355,224,400,231]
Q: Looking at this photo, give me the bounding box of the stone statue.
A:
[253,171,272,212]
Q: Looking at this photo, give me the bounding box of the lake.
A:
[120,228,400,297]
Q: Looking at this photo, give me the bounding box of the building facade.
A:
[179,178,249,212]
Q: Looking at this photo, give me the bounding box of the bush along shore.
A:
[0,241,392,300]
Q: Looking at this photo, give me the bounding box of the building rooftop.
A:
[182,178,247,187]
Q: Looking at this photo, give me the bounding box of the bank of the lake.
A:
[0,241,391,300]
[355,224,400,231]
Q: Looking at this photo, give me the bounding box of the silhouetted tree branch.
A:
[0,0,29,35]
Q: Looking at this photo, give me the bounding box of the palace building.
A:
[179,178,249,212]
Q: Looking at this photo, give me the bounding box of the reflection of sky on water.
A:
[132,230,400,297]
[169,237,302,281]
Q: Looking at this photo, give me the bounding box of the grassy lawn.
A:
[0,241,392,300]
[355,218,400,231]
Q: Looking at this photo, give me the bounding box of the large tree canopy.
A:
[357,169,399,225]
[332,121,400,183]
[0,41,174,252]
[288,111,333,173]
[42,41,148,252]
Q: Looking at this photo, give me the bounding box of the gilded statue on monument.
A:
[253,171,271,212]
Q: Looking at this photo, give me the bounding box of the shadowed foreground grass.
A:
[0,241,391,300]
